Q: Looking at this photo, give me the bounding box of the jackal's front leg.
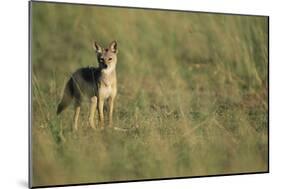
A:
[108,96,115,128]
[89,96,97,129]
[98,97,105,129]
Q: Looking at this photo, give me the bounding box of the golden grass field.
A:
[31,2,268,187]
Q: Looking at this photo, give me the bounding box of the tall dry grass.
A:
[31,2,268,187]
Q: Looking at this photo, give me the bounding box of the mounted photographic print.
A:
[29,1,269,188]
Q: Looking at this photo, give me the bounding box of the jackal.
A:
[57,40,118,130]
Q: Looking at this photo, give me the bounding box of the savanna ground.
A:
[31,2,268,187]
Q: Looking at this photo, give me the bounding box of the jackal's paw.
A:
[100,126,105,131]
[88,120,96,130]
[59,132,66,143]
[72,132,79,140]
[72,127,78,133]
[90,126,97,130]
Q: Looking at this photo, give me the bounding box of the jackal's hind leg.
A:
[73,102,81,132]
[89,96,97,129]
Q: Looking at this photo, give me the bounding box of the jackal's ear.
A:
[109,40,118,53]
[93,41,102,53]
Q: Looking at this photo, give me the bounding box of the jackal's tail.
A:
[57,78,74,115]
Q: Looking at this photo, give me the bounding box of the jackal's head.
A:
[93,40,118,73]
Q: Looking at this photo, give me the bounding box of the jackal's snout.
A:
[100,61,108,69]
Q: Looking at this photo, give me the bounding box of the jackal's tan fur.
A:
[57,40,118,130]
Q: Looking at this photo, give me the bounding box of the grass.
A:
[31,2,268,187]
